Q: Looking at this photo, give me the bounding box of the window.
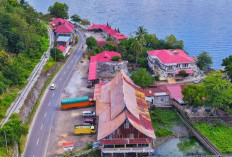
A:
[126,144,137,148]
[176,64,180,68]
[138,144,149,147]
[183,64,189,68]
[104,145,114,148]
[109,134,112,139]
[115,145,125,148]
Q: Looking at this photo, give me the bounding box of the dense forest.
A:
[0,0,49,119]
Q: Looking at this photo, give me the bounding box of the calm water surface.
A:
[28,0,232,69]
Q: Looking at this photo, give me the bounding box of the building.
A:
[50,18,75,40]
[94,71,156,157]
[88,24,128,40]
[88,51,123,85]
[144,85,170,107]
[147,49,198,78]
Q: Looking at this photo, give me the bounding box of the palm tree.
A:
[131,40,143,64]
[135,26,148,36]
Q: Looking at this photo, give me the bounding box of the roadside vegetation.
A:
[150,108,183,137]
[194,123,232,154]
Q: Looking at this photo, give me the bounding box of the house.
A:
[57,46,70,56]
[147,49,198,78]
[88,24,128,40]
[88,51,122,85]
[50,18,75,40]
[144,85,170,107]
[57,36,71,47]
[94,71,156,156]
[165,84,187,104]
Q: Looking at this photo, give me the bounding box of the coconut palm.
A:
[131,39,143,64]
[135,26,148,36]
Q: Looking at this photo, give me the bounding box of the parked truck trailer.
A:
[61,96,95,110]
[74,125,96,135]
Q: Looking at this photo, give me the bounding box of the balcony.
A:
[102,147,154,153]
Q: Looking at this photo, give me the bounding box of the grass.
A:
[43,57,57,72]
[0,146,14,157]
[193,122,232,154]
[150,108,183,137]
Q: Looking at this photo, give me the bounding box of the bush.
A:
[111,56,121,61]
[50,48,64,62]
[155,127,173,137]
[179,70,188,77]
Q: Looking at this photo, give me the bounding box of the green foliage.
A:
[71,14,81,24]
[81,19,90,26]
[197,52,213,70]
[194,123,232,154]
[48,2,69,19]
[106,36,113,41]
[182,84,207,107]
[86,36,97,50]
[222,55,232,81]
[92,46,103,54]
[111,56,121,61]
[135,26,148,36]
[165,34,184,49]
[130,68,154,88]
[105,43,116,51]
[178,70,188,77]
[130,39,143,63]
[0,114,28,147]
[202,72,232,110]
[137,57,148,68]
[155,127,173,137]
[50,48,64,62]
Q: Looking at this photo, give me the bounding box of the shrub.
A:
[111,56,121,61]
[179,70,188,77]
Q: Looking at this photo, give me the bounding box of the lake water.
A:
[27,0,232,69]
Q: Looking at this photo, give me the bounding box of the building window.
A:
[104,145,114,148]
[125,120,129,129]
[176,64,180,68]
[109,134,112,139]
[167,66,173,70]
[183,64,189,68]
[126,144,137,148]
[138,144,149,147]
[115,145,125,148]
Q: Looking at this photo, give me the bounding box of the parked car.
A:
[50,83,56,90]
[83,111,95,117]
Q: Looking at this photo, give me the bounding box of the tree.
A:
[50,48,64,62]
[137,57,148,68]
[202,72,232,110]
[71,14,81,24]
[182,84,207,107]
[179,70,188,77]
[81,19,90,27]
[135,26,148,36]
[111,56,121,61]
[48,2,69,19]
[130,68,154,88]
[105,43,116,51]
[197,52,212,70]
[222,55,232,81]
[86,36,97,50]
[131,39,143,64]
[165,34,184,49]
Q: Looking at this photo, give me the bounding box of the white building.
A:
[147,49,198,78]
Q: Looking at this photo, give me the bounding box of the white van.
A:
[82,111,95,117]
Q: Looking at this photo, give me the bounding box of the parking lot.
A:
[46,59,96,157]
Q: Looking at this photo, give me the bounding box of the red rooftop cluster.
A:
[50,18,74,34]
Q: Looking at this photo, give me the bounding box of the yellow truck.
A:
[74,125,96,135]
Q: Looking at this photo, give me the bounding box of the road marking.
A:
[41,124,43,130]
[71,60,73,63]
[33,155,34,157]
[48,102,51,106]
[64,71,66,74]
[44,112,47,118]
[59,78,62,81]
[52,93,55,97]
[36,138,39,145]
[67,65,70,68]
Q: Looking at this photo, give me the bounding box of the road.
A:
[0,28,54,126]
[23,28,86,157]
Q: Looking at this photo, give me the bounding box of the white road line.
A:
[48,102,51,106]
[41,124,43,130]
[71,60,73,63]
[67,65,70,68]
[52,93,55,97]
[59,78,62,81]
[44,112,47,118]
[36,138,39,145]
[33,155,34,157]
[64,71,66,74]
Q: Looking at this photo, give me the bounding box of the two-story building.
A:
[94,71,156,157]
[147,49,197,78]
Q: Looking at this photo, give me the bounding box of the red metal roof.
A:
[88,24,128,40]
[88,51,121,80]
[164,84,187,103]
[101,138,151,145]
[57,46,66,52]
[148,49,195,64]
[50,18,74,33]
[62,142,74,146]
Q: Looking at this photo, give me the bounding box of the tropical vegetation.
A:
[197,51,213,70]
[130,68,154,88]
[222,55,232,81]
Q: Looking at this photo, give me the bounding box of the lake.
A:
[27,0,232,69]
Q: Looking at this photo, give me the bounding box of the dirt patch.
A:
[46,58,96,157]
[84,30,106,40]
[19,63,61,124]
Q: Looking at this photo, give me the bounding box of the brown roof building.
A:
[94,71,156,156]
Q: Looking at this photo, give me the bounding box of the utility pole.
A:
[55,47,57,62]
[4,131,8,154]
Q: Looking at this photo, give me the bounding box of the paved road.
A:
[23,28,86,157]
[1,28,54,126]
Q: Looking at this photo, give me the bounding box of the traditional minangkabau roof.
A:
[50,18,74,33]
[88,51,121,81]
[88,24,128,40]
[95,71,156,140]
[147,49,195,64]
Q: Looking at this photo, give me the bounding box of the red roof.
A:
[101,138,151,145]
[88,51,121,80]
[57,46,66,52]
[62,142,74,146]
[88,24,128,40]
[97,40,120,47]
[144,85,170,97]
[164,84,187,103]
[50,18,74,33]
[147,49,195,64]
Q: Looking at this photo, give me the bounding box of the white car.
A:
[83,111,95,117]
[50,83,56,90]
